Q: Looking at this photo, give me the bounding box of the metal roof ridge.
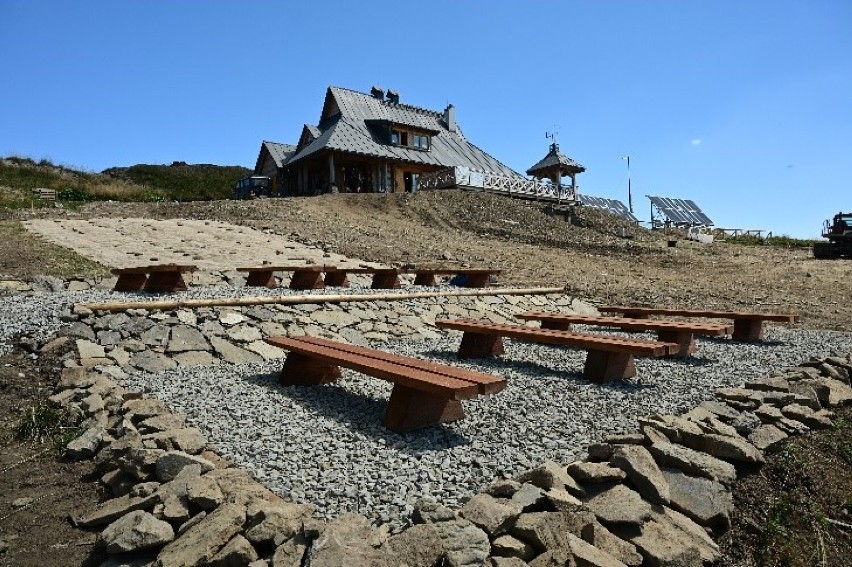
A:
[329,85,444,118]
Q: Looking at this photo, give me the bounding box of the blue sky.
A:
[1,1,850,238]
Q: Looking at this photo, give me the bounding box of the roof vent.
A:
[370,86,385,100]
[386,89,400,104]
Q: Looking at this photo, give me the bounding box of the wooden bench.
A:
[264,336,506,432]
[323,267,404,289]
[516,312,734,358]
[407,268,502,288]
[597,306,800,342]
[111,264,197,292]
[237,265,336,290]
[434,319,678,383]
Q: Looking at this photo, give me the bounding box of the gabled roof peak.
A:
[328,85,443,118]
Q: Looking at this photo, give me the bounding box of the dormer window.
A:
[413,134,430,150]
[390,127,429,151]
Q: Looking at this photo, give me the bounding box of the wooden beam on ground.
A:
[76,286,566,313]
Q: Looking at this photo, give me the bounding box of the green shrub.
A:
[13,402,79,444]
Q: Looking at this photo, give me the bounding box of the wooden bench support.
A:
[540,320,572,331]
[144,271,189,292]
[113,273,148,292]
[584,350,636,382]
[465,273,491,288]
[279,352,341,386]
[458,332,505,359]
[289,271,325,291]
[732,319,764,342]
[371,272,402,290]
[245,270,277,288]
[657,330,697,357]
[384,385,465,432]
[323,271,350,287]
[413,273,437,286]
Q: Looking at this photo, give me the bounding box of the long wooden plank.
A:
[598,306,799,323]
[266,336,482,399]
[293,336,505,394]
[111,264,197,275]
[435,319,676,356]
[518,312,733,335]
[236,265,335,273]
[407,269,502,275]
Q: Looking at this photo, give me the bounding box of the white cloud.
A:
[691,139,702,146]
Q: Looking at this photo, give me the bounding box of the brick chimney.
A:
[444,104,457,132]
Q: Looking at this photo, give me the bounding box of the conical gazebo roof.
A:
[526,143,586,177]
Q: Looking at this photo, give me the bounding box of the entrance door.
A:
[403,172,420,193]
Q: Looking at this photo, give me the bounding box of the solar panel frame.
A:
[648,196,713,226]
[578,194,639,222]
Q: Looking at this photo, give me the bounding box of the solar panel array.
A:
[578,194,639,222]
[647,196,714,226]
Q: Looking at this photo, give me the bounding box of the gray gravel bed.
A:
[119,326,852,529]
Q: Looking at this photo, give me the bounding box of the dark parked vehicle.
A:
[232,175,271,199]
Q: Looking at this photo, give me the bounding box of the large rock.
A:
[647,442,737,486]
[77,339,106,359]
[780,403,833,429]
[123,398,168,422]
[271,533,309,567]
[206,468,279,506]
[244,500,312,545]
[66,425,105,460]
[566,462,627,484]
[747,424,788,452]
[413,500,490,567]
[660,468,732,532]
[130,350,178,373]
[305,513,395,567]
[100,510,174,554]
[509,512,574,552]
[610,446,670,505]
[584,485,652,527]
[157,503,247,567]
[490,534,536,561]
[384,523,444,567]
[624,507,719,566]
[138,414,188,434]
[516,460,585,496]
[459,493,521,536]
[156,451,215,482]
[186,475,224,511]
[687,432,765,465]
[167,326,211,353]
[208,534,258,566]
[581,522,643,567]
[73,492,159,528]
[209,337,264,365]
[565,533,628,567]
[143,428,207,454]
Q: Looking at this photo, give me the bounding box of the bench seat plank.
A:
[434,319,678,382]
[517,312,734,357]
[266,335,505,432]
[597,306,799,342]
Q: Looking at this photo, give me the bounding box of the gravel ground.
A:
[119,325,852,530]
[4,286,852,530]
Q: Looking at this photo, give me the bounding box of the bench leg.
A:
[732,319,764,342]
[457,332,505,359]
[371,273,401,289]
[290,271,324,290]
[245,270,276,287]
[324,271,350,287]
[465,273,491,288]
[657,330,696,358]
[144,272,188,292]
[540,320,572,331]
[583,350,636,382]
[113,273,147,292]
[278,352,341,386]
[413,273,437,286]
[384,385,464,432]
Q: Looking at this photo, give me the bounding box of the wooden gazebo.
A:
[526,143,586,198]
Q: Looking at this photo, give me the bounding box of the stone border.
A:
[33,288,852,566]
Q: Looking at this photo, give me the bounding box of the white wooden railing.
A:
[419,166,577,203]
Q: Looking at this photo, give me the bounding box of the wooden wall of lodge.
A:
[272,154,441,196]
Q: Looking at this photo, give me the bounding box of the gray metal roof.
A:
[261,141,297,168]
[526,143,586,176]
[285,86,521,177]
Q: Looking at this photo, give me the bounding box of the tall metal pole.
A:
[622,156,633,213]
